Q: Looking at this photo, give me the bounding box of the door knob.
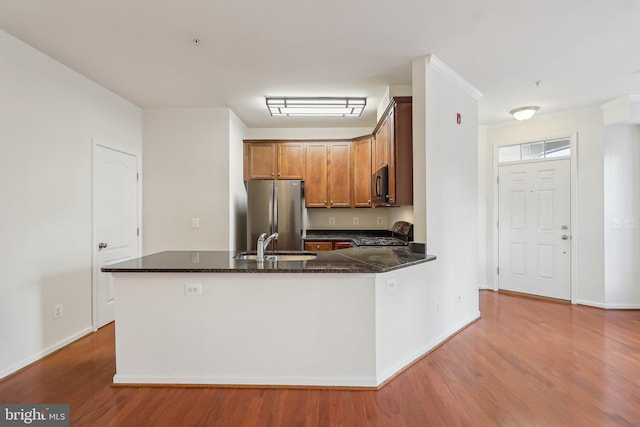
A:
[561,235,569,240]
[98,242,108,249]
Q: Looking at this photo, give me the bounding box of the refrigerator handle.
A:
[272,184,279,234]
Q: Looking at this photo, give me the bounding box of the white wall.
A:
[484,108,605,305]
[477,126,490,288]
[412,55,482,320]
[376,85,412,122]
[0,29,141,379]
[603,124,640,307]
[306,208,392,230]
[229,111,248,251]
[143,108,244,254]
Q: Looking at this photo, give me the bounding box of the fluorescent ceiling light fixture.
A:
[266,97,366,117]
[510,106,540,121]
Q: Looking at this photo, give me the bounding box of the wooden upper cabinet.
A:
[277,143,305,179]
[327,142,352,208]
[303,141,352,208]
[304,143,328,208]
[244,141,305,180]
[372,97,413,206]
[243,99,412,208]
[244,142,276,180]
[352,136,372,208]
[373,123,388,171]
[391,98,413,206]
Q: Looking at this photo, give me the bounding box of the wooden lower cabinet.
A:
[305,241,334,251]
[333,241,352,250]
[304,241,352,251]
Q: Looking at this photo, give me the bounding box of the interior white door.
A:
[93,144,139,328]
[498,159,571,300]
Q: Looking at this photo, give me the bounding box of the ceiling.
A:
[1,0,639,128]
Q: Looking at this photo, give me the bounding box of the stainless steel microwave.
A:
[372,165,390,207]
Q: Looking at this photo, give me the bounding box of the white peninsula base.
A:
[112,262,479,388]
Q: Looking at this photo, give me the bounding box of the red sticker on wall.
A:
[456,113,461,124]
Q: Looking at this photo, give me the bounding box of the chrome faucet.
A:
[257,232,278,261]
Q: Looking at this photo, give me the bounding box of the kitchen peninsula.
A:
[103,245,476,388]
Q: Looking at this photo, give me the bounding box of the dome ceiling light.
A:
[510,106,540,121]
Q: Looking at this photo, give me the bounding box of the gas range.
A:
[305,221,414,248]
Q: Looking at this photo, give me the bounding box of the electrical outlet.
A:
[53,304,63,320]
[387,278,397,291]
[353,217,359,225]
[184,283,203,296]
[191,217,200,228]
[611,218,621,228]
[624,218,637,229]
[329,216,336,225]
[377,217,383,225]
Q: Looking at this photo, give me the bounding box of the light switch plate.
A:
[191,217,200,228]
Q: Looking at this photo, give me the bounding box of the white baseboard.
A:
[113,374,378,388]
[0,326,93,380]
[576,300,640,309]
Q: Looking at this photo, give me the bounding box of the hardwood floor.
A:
[1,290,639,426]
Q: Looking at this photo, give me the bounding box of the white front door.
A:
[93,144,139,328]
[498,159,571,300]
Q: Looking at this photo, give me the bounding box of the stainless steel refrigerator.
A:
[246,180,304,252]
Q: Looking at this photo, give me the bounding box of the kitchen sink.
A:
[235,251,318,261]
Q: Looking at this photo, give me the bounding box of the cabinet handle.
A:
[277,172,281,176]
[271,172,274,176]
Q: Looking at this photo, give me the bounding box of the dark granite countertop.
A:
[102,243,435,274]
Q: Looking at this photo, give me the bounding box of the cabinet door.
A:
[352,137,372,207]
[244,143,276,180]
[277,143,305,179]
[333,241,352,250]
[328,142,352,208]
[373,124,388,171]
[392,100,413,206]
[304,144,328,208]
[386,108,396,205]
